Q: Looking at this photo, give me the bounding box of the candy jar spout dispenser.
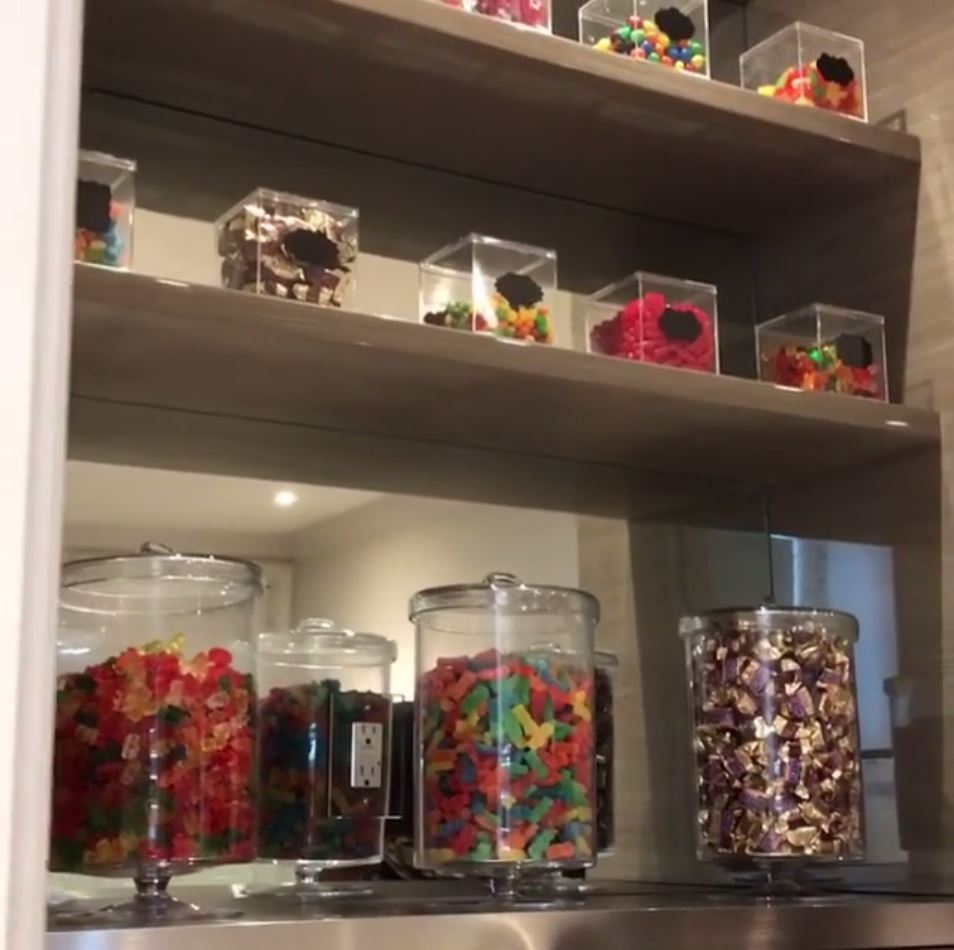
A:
[412,572,599,900]
[51,545,262,924]
[255,618,397,901]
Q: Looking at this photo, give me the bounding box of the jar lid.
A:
[679,605,859,642]
[408,572,600,623]
[60,543,263,614]
[258,617,397,665]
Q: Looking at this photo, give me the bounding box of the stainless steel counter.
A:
[46,883,954,950]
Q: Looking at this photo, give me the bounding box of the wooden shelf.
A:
[83,0,919,235]
[71,268,938,505]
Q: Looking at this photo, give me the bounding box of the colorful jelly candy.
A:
[768,335,881,398]
[589,291,716,372]
[757,53,862,119]
[423,269,553,344]
[423,302,490,334]
[593,8,707,75]
[74,179,126,267]
[50,639,255,871]
[420,648,595,867]
[257,681,390,864]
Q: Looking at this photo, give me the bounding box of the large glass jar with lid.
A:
[255,618,397,898]
[411,572,599,894]
[681,606,864,869]
[50,545,262,922]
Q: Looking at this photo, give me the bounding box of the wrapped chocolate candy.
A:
[216,188,358,308]
[681,607,864,863]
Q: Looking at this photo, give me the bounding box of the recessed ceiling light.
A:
[273,490,299,508]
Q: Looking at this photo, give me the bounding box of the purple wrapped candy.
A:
[681,608,864,861]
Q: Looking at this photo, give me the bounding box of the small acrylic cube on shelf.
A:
[75,150,136,269]
[420,234,557,345]
[439,0,551,31]
[579,0,709,76]
[756,303,887,400]
[216,188,358,308]
[740,22,867,121]
[586,271,719,373]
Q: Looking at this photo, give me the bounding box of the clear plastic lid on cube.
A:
[439,0,551,32]
[420,234,557,345]
[411,573,599,880]
[680,606,865,864]
[579,1,709,76]
[740,22,867,121]
[756,303,887,400]
[256,619,396,876]
[75,150,136,268]
[587,271,719,373]
[216,188,358,308]
[51,545,262,923]
[594,650,618,855]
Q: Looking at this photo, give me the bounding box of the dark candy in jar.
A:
[258,680,390,864]
[687,617,864,860]
[594,664,615,853]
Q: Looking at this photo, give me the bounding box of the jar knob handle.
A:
[140,541,175,555]
[297,617,338,633]
[483,572,521,589]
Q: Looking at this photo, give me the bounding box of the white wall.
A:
[291,497,581,698]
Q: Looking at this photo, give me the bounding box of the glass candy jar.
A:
[579,0,710,77]
[216,188,359,308]
[75,150,135,268]
[412,572,599,896]
[255,618,397,899]
[419,234,557,344]
[681,607,864,871]
[740,22,866,121]
[50,546,262,923]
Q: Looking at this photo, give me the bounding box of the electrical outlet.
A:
[351,722,384,789]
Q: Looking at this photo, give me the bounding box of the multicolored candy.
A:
[50,639,255,871]
[757,54,863,119]
[420,648,595,867]
[257,681,390,864]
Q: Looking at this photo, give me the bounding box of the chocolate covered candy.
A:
[217,189,358,308]
[684,612,864,860]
